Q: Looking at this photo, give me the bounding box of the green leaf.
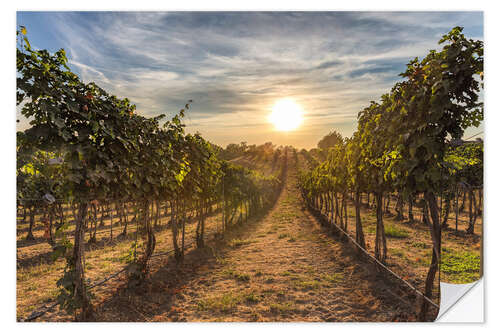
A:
[23,37,31,50]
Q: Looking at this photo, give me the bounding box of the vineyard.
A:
[16,25,482,322]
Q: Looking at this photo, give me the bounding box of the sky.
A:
[16,11,484,149]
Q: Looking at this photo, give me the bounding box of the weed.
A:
[245,292,261,303]
[413,241,429,249]
[297,264,315,274]
[216,257,229,265]
[390,248,405,258]
[98,261,112,270]
[223,269,251,282]
[293,279,321,290]
[441,248,481,283]
[236,273,251,282]
[269,302,296,314]
[384,224,409,238]
[197,293,242,313]
[321,272,343,283]
[365,225,376,234]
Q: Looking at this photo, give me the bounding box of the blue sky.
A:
[16,11,484,149]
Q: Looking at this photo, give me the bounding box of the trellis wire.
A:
[20,186,280,321]
[463,131,483,141]
[21,227,222,322]
[308,202,440,310]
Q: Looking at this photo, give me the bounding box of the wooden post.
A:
[110,203,113,241]
[455,187,459,232]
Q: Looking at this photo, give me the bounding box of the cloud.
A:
[68,60,111,85]
[16,11,483,148]
[315,61,342,70]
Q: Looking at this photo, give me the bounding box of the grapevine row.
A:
[298,27,483,321]
[16,28,286,320]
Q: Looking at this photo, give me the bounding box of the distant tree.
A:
[219,143,246,160]
[317,131,343,150]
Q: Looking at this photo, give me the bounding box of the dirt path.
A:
[93,159,416,322]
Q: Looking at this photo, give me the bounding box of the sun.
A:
[268,98,304,131]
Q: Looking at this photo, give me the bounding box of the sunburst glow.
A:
[268,99,304,131]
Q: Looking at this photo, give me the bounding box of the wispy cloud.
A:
[16,11,483,148]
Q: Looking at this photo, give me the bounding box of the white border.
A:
[2,1,498,331]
